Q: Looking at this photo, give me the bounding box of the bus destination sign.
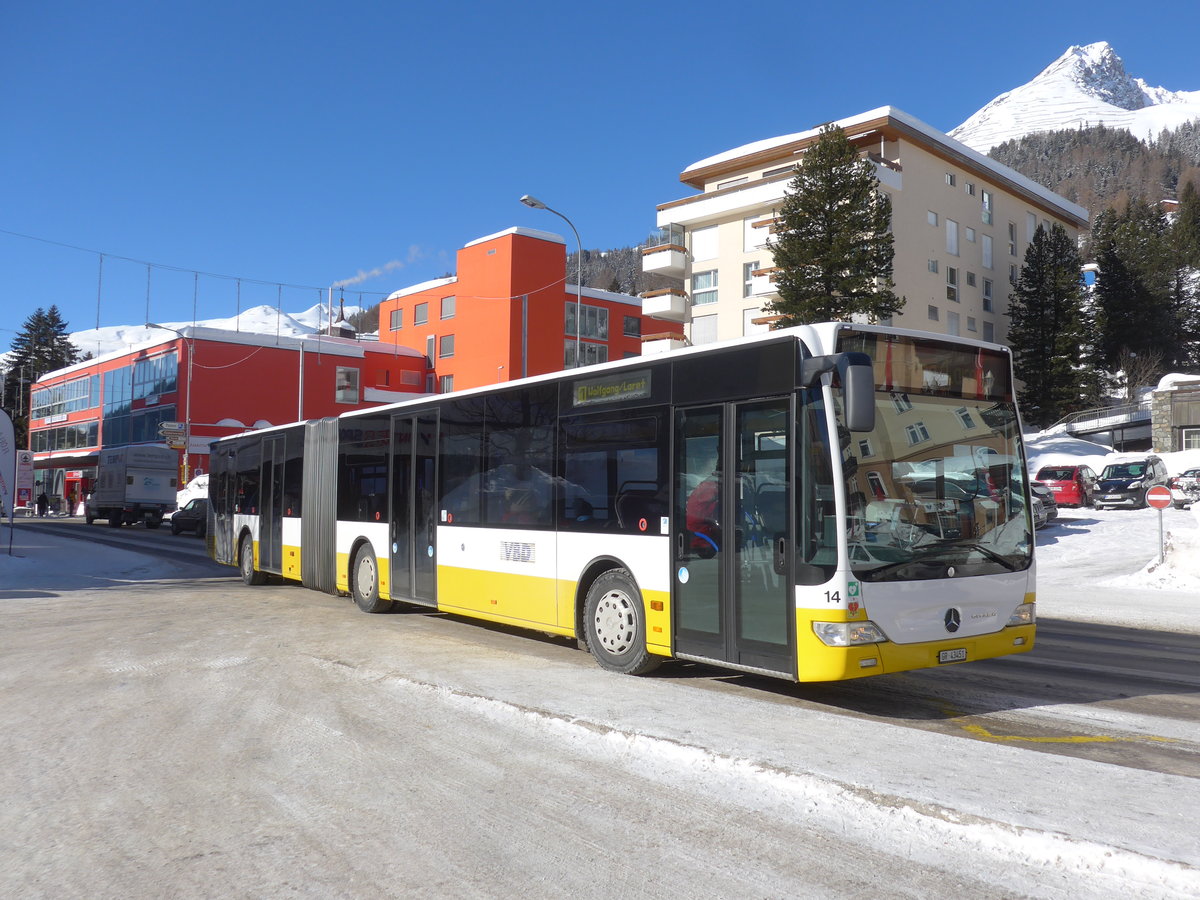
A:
[573,370,652,408]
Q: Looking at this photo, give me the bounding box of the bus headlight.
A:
[813,621,887,647]
[1007,603,1036,626]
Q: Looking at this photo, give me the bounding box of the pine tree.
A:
[1091,200,1179,373]
[764,125,902,326]
[1,305,81,447]
[1008,224,1095,428]
[1172,180,1200,367]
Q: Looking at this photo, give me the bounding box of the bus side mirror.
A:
[841,358,876,433]
[801,352,876,433]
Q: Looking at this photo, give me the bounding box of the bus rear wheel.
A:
[584,569,660,676]
[351,544,392,613]
[239,536,267,586]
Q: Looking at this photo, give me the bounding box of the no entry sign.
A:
[1146,485,1172,510]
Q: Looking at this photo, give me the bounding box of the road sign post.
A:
[1146,485,1172,564]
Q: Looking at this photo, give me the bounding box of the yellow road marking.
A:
[959,723,1175,744]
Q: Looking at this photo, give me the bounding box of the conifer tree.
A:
[1008,224,1094,428]
[764,125,902,326]
[1,305,81,447]
[1091,200,1181,372]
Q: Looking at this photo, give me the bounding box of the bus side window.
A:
[559,411,667,533]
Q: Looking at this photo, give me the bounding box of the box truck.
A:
[85,446,179,528]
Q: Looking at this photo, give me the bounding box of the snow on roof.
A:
[682,106,1089,225]
[386,276,458,301]
[1155,372,1200,391]
[464,226,566,248]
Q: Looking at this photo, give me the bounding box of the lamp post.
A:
[146,323,194,485]
[520,194,583,369]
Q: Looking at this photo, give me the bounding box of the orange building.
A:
[28,327,428,508]
[378,227,684,392]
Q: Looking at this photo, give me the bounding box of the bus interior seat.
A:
[615,482,663,532]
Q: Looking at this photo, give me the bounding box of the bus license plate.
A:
[939,648,967,663]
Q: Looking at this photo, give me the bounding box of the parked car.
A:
[1034,464,1099,508]
[1093,455,1170,509]
[170,497,209,537]
[1030,480,1057,525]
[1031,495,1050,530]
[1168,468,1200,510]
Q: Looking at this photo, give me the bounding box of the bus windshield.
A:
[836,331,1032,581]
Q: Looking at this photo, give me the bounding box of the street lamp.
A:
[520,194,583,369]
[146,323,194,485]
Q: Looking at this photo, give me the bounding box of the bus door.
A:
[390,412,438,606]
[673,398,794,676]
[258,436,285,573]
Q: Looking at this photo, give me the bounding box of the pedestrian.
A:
[36,492,49,517]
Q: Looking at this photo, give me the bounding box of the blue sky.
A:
[2,0,1195,345]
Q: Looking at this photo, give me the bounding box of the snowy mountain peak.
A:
[951,43,1200,153]
[1041,41,1147,111]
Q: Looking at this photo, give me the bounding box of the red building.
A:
[378,227,684,392]
[28,327,428,510]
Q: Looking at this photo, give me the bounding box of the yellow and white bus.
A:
[208,322,1036,682]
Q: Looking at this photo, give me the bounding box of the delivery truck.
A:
[85,446,179,528]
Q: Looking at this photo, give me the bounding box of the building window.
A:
[744,216,769,251]
[866,471,888,500]
[691,225,718,261]
[439,334,455,358]
[946,267,958,302]
[439,375,454,393]
[441,295,456,319]
[966,226,976,243]
[389,309,403,331]
[905,422,931,445]
[858,439,874,458]
[692,269,718,305]
[982,278,994,311]
[426,335,435,361]
[946,219,958,256]
[623,315,641,338]
[565,303,609,339]
[947,310,960,336]
[743,261,759,297]
[927,210,938,226]
[982,321,995,342]
[890,391,913,413]
[945,173,956,187]
[691,314,718,345]
[564,341,609,368]
[966,182,976,197]
[928,305,939,321]
[1010,264,1019,285]
[982,234,993,269]
[982,190,994,225]
[955,407,976,428]
[717,176,748,190]
[966,271,977,287]
[335,367,359,404]
[414,302,428,325]
[1008,222,1017,256]
[1183,427,1200,450]
[927,259,939,274]
[1027,212,1038,242]
[743,308,769,336]
[967,316,977,332]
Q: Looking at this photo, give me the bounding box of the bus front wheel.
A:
[239,536,267,586]
[351,544,392,613]
[583,569,660,676]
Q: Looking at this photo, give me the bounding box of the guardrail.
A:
[1053,402,1151,431]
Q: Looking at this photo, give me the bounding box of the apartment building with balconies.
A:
[643,107,1089,347]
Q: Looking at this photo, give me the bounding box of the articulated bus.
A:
[208,322,1036,682]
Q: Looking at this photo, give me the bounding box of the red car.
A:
[1035,464,1099,508]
